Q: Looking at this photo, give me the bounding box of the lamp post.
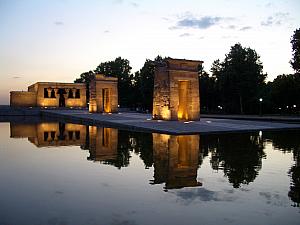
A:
[259,98,263,116]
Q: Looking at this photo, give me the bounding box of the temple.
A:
[10,82,86,108]
[152,58,202,121]
[89,74,118,113]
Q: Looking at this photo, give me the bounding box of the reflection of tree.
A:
[289,161,300,207]
[103,131,153,169]
[265,131,300,153]
[206,133,265,188]
[266,130,300,207]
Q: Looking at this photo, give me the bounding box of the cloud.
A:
[177,16,222,29]
[227,25,236,29]
[173,188,238,205]
[239,26,252,31]
[162,17,171,21]
[113,0,123,4]
[261,12,290,26]
[54,21,64,26]
[179,33,192,37]
[170,14,235,30]
[265,2,275,8]
[130,2,139,7]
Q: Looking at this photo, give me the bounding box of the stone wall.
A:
[11,82,86,108]
[152,58,202,121]
[10,91,37,107]
[35,83,86,107]
[89,74,118,113]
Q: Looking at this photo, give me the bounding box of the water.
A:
[0,120,299,225]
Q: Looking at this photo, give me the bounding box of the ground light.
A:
[259,98,263,116]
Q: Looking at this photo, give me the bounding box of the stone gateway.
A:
[89,74,118,113]
[152,58,203,121]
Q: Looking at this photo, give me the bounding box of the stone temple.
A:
[10,82,86,108]
[89,74,118,113]
[152,58,203,121]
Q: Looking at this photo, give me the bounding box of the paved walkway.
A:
[41,109,300,134]
[201,114,300,123]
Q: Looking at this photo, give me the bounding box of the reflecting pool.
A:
[0,120,299,225]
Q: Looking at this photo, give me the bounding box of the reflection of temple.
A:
[152,133,202,189]
[10,122,119,162]
[10,122,86,147]
[87,126,118,161]
[10,82,86,108]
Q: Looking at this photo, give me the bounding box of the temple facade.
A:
[89,74,118,113]
[10,82,86,108]
[152,58,203,121]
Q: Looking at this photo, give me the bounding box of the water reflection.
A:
[152,134,202,190]
[10,122,86,147]
[8,122,300,207]
[264,131,300,207]
[201,133,265,188]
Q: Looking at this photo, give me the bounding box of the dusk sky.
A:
[0,0,299,104]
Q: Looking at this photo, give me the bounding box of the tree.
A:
[199,64,219,113]
[214,43,266,114]
[135,55,164,111]
[94,57,135,107]
[291,28,300,73]
[74,70,95,103]
[270,73,300,112]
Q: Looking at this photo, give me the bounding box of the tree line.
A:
[75,28,300,114]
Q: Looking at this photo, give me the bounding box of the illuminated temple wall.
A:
[10,82,86,108]
[152,58,202,121]
[87,126,118,161]
[10,122,86,147]
[152,133,201,189]
[89,74,118,113]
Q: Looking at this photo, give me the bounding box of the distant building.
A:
[89,74,118,113]
[10,82,86,108]
[153,58,202,121]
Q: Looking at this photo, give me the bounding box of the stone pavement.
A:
[41,109,300,134]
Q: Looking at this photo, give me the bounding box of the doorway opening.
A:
[58,89,66,107]
[102,88,111,112]
[178,81,189,120]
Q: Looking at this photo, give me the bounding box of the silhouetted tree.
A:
[74,70,95,104]
[134,56,164,111]
[95,57,135,107]
[213,43,266,114]
[290,28,300,74]
[270,73,300,113]
[199,64,219,113]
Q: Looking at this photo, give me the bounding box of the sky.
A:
[0,0,299,104]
